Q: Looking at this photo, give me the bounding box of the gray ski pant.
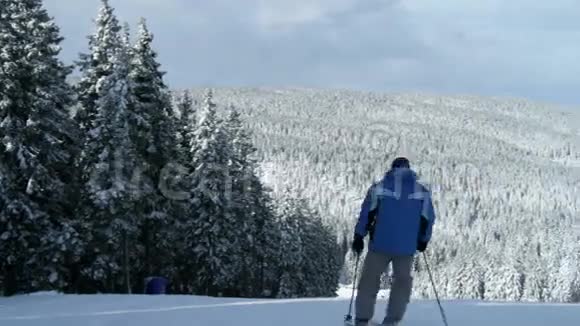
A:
[355,250,414,324]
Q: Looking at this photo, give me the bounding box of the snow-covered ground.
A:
[1,290,580,326]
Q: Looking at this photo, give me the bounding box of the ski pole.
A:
[423,252,449,326]
[345,254,361,323]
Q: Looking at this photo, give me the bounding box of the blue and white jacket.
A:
[355,168,436,256]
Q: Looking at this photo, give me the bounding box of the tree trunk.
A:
[144,220,152,276]
[260,257,265,297]
[4,264,18,296]
[123,230,131,294]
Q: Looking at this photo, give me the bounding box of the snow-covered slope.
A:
[181,88,580,302]
[1,292,579,326]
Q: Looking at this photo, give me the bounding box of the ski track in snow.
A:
[0,297,341,320]
[1,294,580,326]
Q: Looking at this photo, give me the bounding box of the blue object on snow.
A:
[145,276,168,294]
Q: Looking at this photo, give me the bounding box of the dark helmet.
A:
[391,157,410,169]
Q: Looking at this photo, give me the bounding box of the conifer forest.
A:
[1,0,580,303]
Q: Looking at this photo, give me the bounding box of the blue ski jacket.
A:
[355,168,436,256]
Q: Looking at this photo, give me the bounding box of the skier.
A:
[351,157,436,326]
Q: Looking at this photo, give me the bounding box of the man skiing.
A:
[351,157,436,326]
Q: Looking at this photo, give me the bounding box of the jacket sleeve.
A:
[419,190,436,243]
[355,183,378,237]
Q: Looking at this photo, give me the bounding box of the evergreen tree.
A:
[167,92,196,280]
[175,90,196,160]
[184,90,238,295]
[446,258,484,299]
[300,204,342,297]
[223,106,280,297]
[250,190,280,297]
[272,189,341,298]
[127,18,178,285]
[75,0,122,136]
[549,238,580,303]
[0,0,79,295]
[274,191,304,298]
[485,262,524,301]
[74,0,137,293]
[167,91,197,294]
[521,258,549,302]
[82,41,137,293]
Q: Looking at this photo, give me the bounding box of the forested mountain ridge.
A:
[0,0,342,298]
[4,0,578,303]
[183,87,580,302]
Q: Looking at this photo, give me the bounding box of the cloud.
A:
[42,0,580,106]
[255,0,338,28]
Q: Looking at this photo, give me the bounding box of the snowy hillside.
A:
[1,291,580,326]
[184,88,580,302]
[5,0,580,311]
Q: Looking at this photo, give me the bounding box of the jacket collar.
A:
[385,167,417,180]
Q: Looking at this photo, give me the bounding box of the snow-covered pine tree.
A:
[339,249,361,289]
[222,106,281,297]
[272,188,341,298]
[126,18,178,285]
[85,41,137,293]
[164,92,196,274]
[220,106,253,296]
[521,257,549,302]
[75,0,121,137]
[184,90,239,296]
[0,0,80,295]
[549,234,580,303]
[300,203,342,297]
[338,232,357,286]
[249,190,280,297]
[167,90,197,294]
[485,261,525,301]
[273,190,304,298]
[447,260,484,299]
[74,1,138,293]
[175,90,196,160]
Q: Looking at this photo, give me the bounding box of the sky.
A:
[43,0,580,107]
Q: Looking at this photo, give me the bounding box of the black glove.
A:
[352,234,364,255]
[417,240,428,252]
[417,217,429,252]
